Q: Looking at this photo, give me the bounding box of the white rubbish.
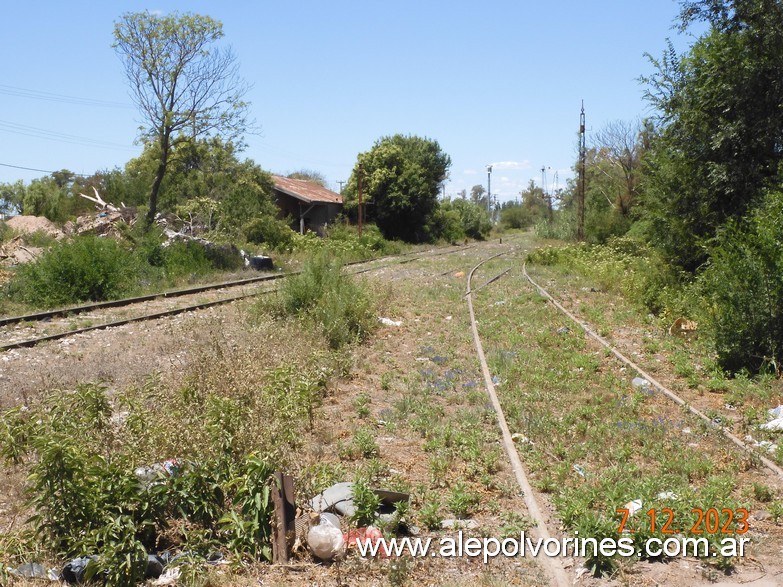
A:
[511,433,533,445]
[308,517,345,561]
[573,464,586,478]
[770,405,783,419]
[631,377,652,393]
[761,417,783,432]
[682,428,691,434]
[745,434,779,454]
[379,317,403,327]
[623,499,643,516]
[445,316,452,321]
[153,567,181,586]
[440,519,479,530]
[656,491,678,500]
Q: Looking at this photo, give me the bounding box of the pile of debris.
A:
[63,188,136,238]
[0,236,44,267]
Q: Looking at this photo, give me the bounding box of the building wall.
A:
[274,192,342,235]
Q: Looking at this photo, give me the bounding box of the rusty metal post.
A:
[272,472,296,564]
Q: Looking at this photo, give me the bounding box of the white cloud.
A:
[463,169,478,175]
[489,160,531,170]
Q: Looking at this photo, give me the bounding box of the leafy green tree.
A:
[442,199,491,240]
[641,0,783,270]
[344,134,451,242]
[0,180,25,216]
[470,184,488,209]
[287,169,328,187]
[113,11,252,224]
[22,177,65,222]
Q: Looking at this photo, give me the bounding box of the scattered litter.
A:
[682,427,691,434]
[62,556,97,584]
[668,317,698,336]
[491,375,502,386]
[622,499,643,516]
[761,406,783,432]
[239,251,273,271]
[493,300,507,306]
[745,434,778,454]
[309,483,409,519]
[440,519,479,530]
[657,491,679,500]
[379,317,403,327]
[575,566,590,581]
[511,433,533,445]
[344,526,383,551]
[135,458,181,486]
[556,326,570,335]
[445,316,452,321]
[573,464,586,478]
[9,563,57,581]
[308,516,345,561]
[631,377,652,393]
[153,568,181,586]
[454,271,465,278]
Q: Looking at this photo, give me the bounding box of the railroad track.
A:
[465,246,783,584]
[0,243,476,352]
[465,249,571,587]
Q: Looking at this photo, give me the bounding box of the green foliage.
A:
[244,215,296,251]
[350,477,381,526]
[0,381,279,569]
[697,191,783,373]
[527,236,685,316]
[113,11,251,221]
[440,199,491,240]
[641,2,783,270]
[345,134,451,243]
[272,252,376,348]
[9,235,137,307]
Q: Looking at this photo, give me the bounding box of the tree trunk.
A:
[146,131,171,225]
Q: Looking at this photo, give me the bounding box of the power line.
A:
[0,162,89,177]
[0,84,132,109]
[0,119,136,151]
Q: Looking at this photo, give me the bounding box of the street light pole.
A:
[486,164,492,215]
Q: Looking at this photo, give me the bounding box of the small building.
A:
[271,176,343,235]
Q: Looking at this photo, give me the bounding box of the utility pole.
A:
[542,165,553,222]
[577,101,586,241]
[486,165,493,214]
[357,163,363,237]
[337,180,345,193]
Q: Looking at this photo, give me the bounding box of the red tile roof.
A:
[272,175,343,204]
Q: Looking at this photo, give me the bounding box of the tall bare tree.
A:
[113,11,252,223]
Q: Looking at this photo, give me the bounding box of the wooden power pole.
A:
[577,101,586,241]
[357,163,363,237]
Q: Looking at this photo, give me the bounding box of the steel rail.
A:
[523,261,783,480]
[466,251,571,587]
[0,243,476,329]
[0,244,476,352]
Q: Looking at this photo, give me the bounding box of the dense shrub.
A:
[697,191,783,374]
[244,215,296,251]
[9,235,137,307]
[440,200,491,240]
[274,252,375,348]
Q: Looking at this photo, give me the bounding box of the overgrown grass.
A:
[0,311,338,582]
[497,250,767,576]
[264,252,377,349]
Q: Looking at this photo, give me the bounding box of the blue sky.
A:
[1,1,700,204]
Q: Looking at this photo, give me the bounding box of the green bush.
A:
[244,216,296,251]
[9,235,138,307]
[697,191,783,374]
[275,252,375,348]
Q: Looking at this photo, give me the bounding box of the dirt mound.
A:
[6,215,62,238]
